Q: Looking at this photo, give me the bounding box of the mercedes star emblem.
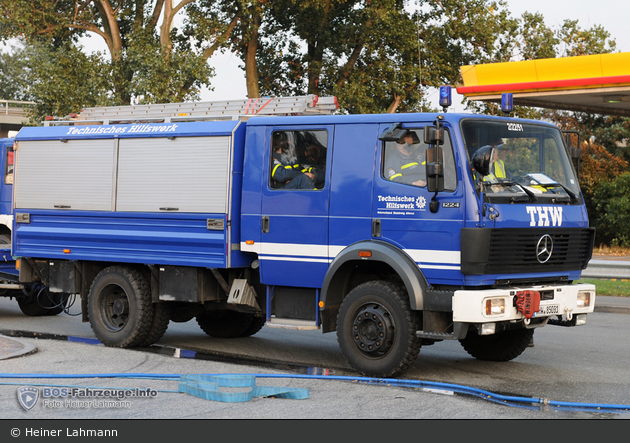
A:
[536,234,553,263]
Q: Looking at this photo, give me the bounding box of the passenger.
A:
[271,136,315,189]
[384,131,426,187]
[300,143,326,189]
[482,139,508,182]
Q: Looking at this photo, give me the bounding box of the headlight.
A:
[484,297,506,316]
[577,290,592,308]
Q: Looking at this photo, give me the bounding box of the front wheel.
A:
[87,266,154,347]
[459,328,534,361]
[336,281,421,378]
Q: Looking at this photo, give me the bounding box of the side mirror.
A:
[426,145,445,193]
[378,123,407,141]
[471,145,494,177]
[424,126,443,145]
[563,130,581,160]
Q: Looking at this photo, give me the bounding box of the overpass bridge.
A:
[0,100,35,138]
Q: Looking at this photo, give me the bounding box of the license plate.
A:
[537,304,559,316]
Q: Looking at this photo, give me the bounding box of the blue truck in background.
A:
[0,137,15,244]
[9,95,596,377]
[0,137,67,316]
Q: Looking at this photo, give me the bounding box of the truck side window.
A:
[270,130,327,190]
[5,146,13,185]
[382,128,457,191]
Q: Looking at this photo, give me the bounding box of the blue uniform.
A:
[384,144,426,186]
[272,152,315,189]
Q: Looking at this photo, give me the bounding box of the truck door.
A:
[374,123,465,285]
[259,125,333,288]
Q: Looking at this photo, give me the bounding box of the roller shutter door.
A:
[14,139,117,211]
[115,136,231,213]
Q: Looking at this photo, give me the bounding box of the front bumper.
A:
[452,283,596,324]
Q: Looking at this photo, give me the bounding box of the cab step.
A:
[265,318,320,330]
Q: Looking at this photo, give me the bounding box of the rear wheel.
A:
[240,316,266,337]
[87,266,153,347]
[17,287,67,316]
[0,233,10,245]
[459,328,534,361]
[336,281,421,378]
[137,302,170,347]
[196,310,256,338]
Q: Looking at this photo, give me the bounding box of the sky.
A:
[199,0,630,111]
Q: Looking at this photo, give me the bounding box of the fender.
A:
[0,214,12,230]
[320,240,429,332]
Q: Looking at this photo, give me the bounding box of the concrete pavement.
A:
[2,295,628,361]
[0,334,36,360]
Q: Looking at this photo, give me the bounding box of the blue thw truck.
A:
[9,95,595,377]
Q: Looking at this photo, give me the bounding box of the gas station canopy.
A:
[456,52,630,117]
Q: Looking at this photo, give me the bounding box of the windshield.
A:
[461,120,581,202]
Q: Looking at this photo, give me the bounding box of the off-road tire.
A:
[17,289,66,317]
[459,328,534,361]
[196,310,255,338]
[137,302,171,347]
[87,266,153,347]
[336,281,421,378]
[240,316,266,337]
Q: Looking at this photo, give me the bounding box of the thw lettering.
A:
[526,206,563,227]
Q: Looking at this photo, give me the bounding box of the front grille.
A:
[461,227,595,275]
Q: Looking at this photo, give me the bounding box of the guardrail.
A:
[1,99,36,117]
[581,260,630,280]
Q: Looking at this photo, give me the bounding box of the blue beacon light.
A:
[439,86,452,112]
[501,93,513,114]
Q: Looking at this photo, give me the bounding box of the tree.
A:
[0,0,239,106]
[249,0,520,114]
[0,44,31,102]
[27,42,113,121]
[557,19,617,57]
[1,40,112,122]
[579,139,628,226]
[592,172,630,247]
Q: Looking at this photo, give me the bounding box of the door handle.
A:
[262,216,270,233]
[372,219,381,238]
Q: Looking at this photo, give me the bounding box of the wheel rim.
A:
[352,303,396,358]
[99,284,130,332]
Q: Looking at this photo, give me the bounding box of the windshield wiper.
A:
[538,183,578,202]
[488,180,538,202]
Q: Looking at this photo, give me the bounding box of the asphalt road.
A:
[0,296,629,421]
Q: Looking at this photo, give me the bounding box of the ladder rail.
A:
[69,95,338,123]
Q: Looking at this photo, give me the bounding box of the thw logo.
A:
[526,206,563,227]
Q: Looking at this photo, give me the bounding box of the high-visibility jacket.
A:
[483,159,506,182]
[492,159,506,178]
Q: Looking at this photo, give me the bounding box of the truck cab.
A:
[240,111,594,376]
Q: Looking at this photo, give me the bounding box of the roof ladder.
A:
[44,95,338,126]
